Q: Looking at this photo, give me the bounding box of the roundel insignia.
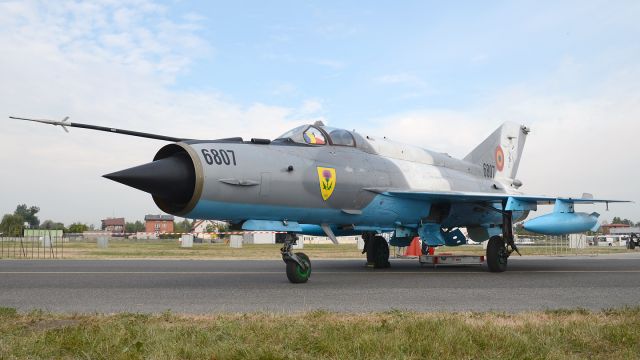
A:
[495,146,504,172]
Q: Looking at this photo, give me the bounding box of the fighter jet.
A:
[10,116,627,283]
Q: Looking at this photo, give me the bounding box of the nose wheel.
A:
[285,252,311,283]
[281,233,311,283]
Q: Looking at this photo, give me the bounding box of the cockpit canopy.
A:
[274,122,355,147]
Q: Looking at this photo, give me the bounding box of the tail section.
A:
[463,122,529,180]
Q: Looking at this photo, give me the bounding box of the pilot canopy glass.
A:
[275,125,355,147]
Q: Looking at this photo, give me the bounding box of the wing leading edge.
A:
[366,188,630,210]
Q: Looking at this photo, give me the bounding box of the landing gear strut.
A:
[362,232,390,268]
[486,210,521,272]
[627,233,638,250]
[421,241,435,256]
[281,233,311,283]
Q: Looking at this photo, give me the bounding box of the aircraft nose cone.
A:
[103,152,195,204]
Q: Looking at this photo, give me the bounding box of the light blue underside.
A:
[184,194,532,236]
[185,194,430,231]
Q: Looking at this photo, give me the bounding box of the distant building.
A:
[610,226,640,235]
[101,218,125,234]
[191,219,227,233]
[144,214,174,234]
[190,219,227,240]
[601,223,630,235]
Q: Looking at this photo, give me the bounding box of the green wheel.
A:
[286,252,311,283]
[486,235,508,272]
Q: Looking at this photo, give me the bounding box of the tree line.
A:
[0,204,92,236]
[0,204,206,236]
[608,217,640,227]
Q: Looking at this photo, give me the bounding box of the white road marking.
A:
[0,270,639,275]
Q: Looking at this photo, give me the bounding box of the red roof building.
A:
[101,218,125,234]
[600,223,630,235]
[144,214,174,234]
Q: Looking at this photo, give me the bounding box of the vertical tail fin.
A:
[463,122,529,180]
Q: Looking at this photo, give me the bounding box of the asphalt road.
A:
[1,254,639,313]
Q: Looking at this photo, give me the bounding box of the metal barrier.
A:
[391,233,626,258]
[0,234,64,259]
[515,234,608,256]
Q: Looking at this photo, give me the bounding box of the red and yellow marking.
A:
[495,146,504,171]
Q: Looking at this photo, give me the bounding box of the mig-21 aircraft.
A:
[10,116,627,283]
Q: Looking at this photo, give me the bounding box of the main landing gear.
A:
[362,232,391,268]
[281,233,311,283]
[486,210,521,272]
[627,233,638,250]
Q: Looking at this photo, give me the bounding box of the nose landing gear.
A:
[281,233,311,283]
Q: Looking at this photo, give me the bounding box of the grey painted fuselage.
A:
[154,126,526,234]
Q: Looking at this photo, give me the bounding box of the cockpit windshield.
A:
[303,126,327,145]
[275,125,307,142]
[322,126,355,146]
[274,124,355,147]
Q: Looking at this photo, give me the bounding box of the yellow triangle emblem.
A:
[317,167,336,201]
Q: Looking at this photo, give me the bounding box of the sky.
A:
[1,0,639,227]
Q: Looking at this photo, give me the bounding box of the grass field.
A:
[63,241,365,259]
[1,306,638,359]
[1,238,636,260]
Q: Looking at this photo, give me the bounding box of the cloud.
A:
[0,1,323,225]
[365,61,640,221]
[261,52,346,70]
[270,82,297,96]
[308,58,346,70]
[298,99,324,116]
[373,73,435,100]
[360,110,487,156]
[374,73,427,88]
[314,23,359,37]
[1,0,638,226]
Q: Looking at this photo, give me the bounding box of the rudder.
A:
[463,122,529,179]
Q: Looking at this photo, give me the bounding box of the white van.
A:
[595,236,614,247]
[595,235,629,247]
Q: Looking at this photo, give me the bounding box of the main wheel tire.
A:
[629,241,636,250]
[365,237,375,264]
[486,235,508,272]
[372,236,391,268]
[286,252,311,283]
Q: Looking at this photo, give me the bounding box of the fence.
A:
[0,234,65,259]
[391,233,627,257]
[515,234,584,256]
[0,232,630,260]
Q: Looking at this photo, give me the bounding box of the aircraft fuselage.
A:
[147,139,526,232]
